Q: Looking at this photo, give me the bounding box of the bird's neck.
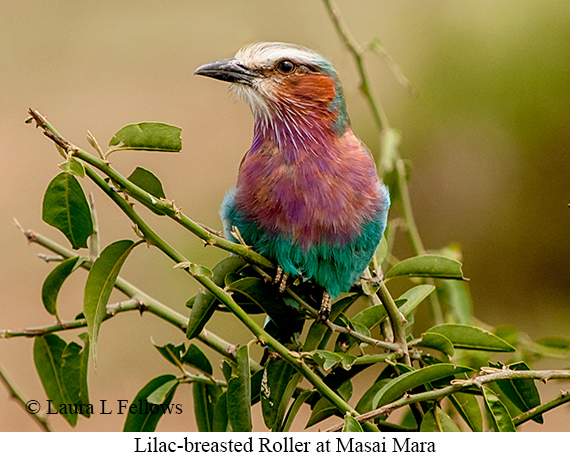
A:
[251,100,349,161]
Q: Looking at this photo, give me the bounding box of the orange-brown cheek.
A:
[284,74,336,105]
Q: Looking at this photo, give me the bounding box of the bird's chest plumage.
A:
[233,132,381,248]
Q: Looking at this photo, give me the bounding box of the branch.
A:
[376,282,410,364]
[513,390,570,427]
[27,108,273,271]
[0,299,141,338]
[27,111,370,429]
[283,282,401,353]
[0,365,51,432]
[322,0,389,134]
[321,1,443,323]
[325,368,570,432]
[15,226,248,368]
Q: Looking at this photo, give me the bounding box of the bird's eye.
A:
[276,59,296,75]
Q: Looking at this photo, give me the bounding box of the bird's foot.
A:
[318,291,332,322]
[273,265,289,293]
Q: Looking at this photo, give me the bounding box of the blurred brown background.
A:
[1,0,569,431]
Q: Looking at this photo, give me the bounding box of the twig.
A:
[15,227,247,367]
[0,299,141,338]
[376,282,410,364]
[322,0,389,134]
[179,372,227,388]
[250,264,402,352]
[325,368,570,432]
[88,193,99,261]
[325,320,401,352]
[27,108,273,271]
[0,365,51,432]
[513,390,570,427]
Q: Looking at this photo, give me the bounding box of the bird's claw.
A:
[318,291,332,322]
[273,265,289,293]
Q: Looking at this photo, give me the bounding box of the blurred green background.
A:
[1,0,569,431]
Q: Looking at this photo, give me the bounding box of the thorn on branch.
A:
[38,254,64,263]
[23,229,37,244]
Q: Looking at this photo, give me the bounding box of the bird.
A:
[195,42,390,321]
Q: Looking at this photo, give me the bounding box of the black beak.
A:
[194,58,258,86]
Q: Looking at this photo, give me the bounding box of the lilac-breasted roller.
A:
[195,42,390,320]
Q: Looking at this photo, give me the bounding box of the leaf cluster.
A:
[7,114,567,433]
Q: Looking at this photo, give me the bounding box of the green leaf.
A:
[343,415,364,432]
[182,343,213,376]
[186,257,249,339]
[186,291,217,339]
[192,383,222,432]
[449,392,482,432]
[356,377,392,413]
[34,335,77,426]
[84,240,137,363]
[307,396,339,428]
[483,386,516,432]
[494,325,520,347]
[261,357,296,430]
[398,284,436,316]
[59,157,85,177]
[380,127,400,174]
[126,167,167,215]
[386,254,465,280]
[193,382,211,432]
[312,350,343,372]
[352,305,387,329]
[42,172,94,249]
[212,391,229,432]
[147,379,179,404]
[534,336,570,357]
[274,373,303,432]
[127,167,166,199]
[420,406,461,432]
[221,359,233,383]
[307,380,352,427]
[417,332,455,357]
[312,350,356,372]
[491,361,543,424]
[282,390,312,432]
[426,324,516,352]
[122,374,178,432]
[213,256,248,286]
[227,345,251,431]
[109,122,182,152]
[375,236,388,265]
[372,364,473,409]
[61,334,91,418]
[41,256,86,317]
[535,336,570,350]
[442,280,473,325]
[153,341,185,367]
[343,285,435,351]
[76,333,91,417]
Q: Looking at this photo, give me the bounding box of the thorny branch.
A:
[325,369,570,432]
[0,365,52,432]
[26,109,375,429]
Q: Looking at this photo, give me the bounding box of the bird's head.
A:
[195,42,350,150]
